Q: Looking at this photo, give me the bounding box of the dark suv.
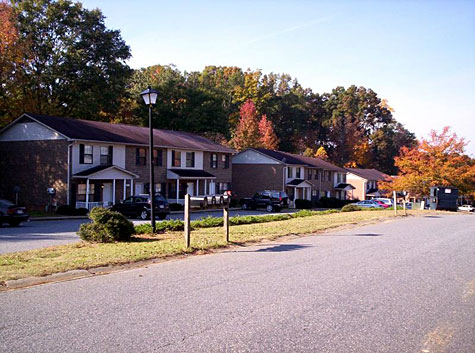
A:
[111,194,170,220]
[0,199,29,226]
[240,191,289,212]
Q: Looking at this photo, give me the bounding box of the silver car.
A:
[355,200,384,208]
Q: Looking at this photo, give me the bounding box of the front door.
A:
[103,183,112,206]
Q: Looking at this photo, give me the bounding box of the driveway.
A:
[0,209,298,254]
[1,214,474,352]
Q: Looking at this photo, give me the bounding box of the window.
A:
[100,146,112,165]
[77,183,95,201]
[327,171,332,181]
[296,167,301,179]
[79,144,93,164]
[287,167,293,178]
[136,148,146,165]
[172,150,181,167]
[222,154,230,169]
[153,149,162,167]
[123,196,133,204]
[186,152,195,168]
[211,153,218,168]
[315,170,319,180]
[308,169,312,179]
[337,173,342,183]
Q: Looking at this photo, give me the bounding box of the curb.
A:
[30,216,89,221]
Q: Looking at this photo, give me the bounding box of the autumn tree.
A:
[381,127,475,197]
[231,99,261,150]
[314,146,329,161]
[303,148,316,157]
[258,114,279,149]
[1,0,132,126]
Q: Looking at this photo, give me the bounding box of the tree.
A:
[380,127,475,197]
[231,99,261,150]
[303,147,316,157]
[1,0,132,126]
[314,146,329,161]
[258,114,279,149]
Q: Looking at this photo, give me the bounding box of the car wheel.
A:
[219,196,224,205]
[242,203,249,210]
[266,204,274,212]
[202,198,208,209]
[211,197,216,205]
[139,210,149,220]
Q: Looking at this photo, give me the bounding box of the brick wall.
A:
[232,164,284,198]
[0,140,69,209]
[124,145,168,187]
[346,177,366,200]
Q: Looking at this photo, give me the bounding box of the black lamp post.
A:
[141,86,159,232]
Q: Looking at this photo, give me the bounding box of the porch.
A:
[166,169,217,204]
[72,165,138,210]
[285,179,313,207]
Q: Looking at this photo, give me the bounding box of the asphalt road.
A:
[0,209,297,254]
[1,214,474,352]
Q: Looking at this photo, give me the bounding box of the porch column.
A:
[123,179,126,199]
[85,179,90,209]
[131,179,134,196]
[204,179,208,195]
[176,179,179,203]
[196,179,199,196]
[112,179,116,204]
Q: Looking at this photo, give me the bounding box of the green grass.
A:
[28,210,57,218]
[0,209,431,282]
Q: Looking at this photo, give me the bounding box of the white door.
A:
[187,182,194,196]
[103,183,112,206]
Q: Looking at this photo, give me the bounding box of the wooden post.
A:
[393,191,397,216]
[223,199,229,243]
[184,193,191,248]
[403,193,407,216]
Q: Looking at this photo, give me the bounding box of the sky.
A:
[81,0,475,155]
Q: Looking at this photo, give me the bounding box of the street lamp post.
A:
[141,86,159,232]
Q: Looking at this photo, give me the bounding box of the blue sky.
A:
[82,0,475,155]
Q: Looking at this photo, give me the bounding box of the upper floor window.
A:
[172,150,181,167]
[315,170,319,180]
[100,146,112,165]
[153,149,162,167]
[327,171,332,181]
[222,154,230,169]
[296,167,301,179]
[337,173,342,183]
[211,153,218,168]
[79,144,93,164]
[186,152,195,168]
[287,167,292,178]
[308,169,312,179]
[136,148,146,165]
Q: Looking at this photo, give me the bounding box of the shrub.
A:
[295,199,312,209]
[78,207,135,242]
[341,204,362,212]
[294,209,316,217]
[56,205,89,216]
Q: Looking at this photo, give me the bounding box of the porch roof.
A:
[286,179,313,187]
[167,169,216,179]
[73,165,138,179]
[335,183,356,191]
[366,188,381,196]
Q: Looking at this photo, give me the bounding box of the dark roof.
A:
[252,148,345,172]
[286,179,305,186]
[335,183,355,190]
[168,169,216,178]
[73,165,111,176]
[366,188,379,195]
[346,168,389,181]
[23,113,235,154]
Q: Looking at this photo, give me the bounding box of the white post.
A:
[176,179,179,203]
[85,179,90,210]
[184,194,191,248]
[204,179,208,195]
[131,179,134,196]
[123,179,126,199]
[196,179,199,196]
[393,191,397,215]
[112,179,116,204]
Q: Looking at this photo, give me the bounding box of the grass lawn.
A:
[28,210,58,218]
[0,209,431,282]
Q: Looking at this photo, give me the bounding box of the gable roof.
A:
[251,148,345,172]
[7,113,234,154]
[346,168,389,181]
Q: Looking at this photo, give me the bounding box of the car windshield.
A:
[0,199,14,207]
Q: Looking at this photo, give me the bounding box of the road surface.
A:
[0,209,297,254]
[1,213,474,352]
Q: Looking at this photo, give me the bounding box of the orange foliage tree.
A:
[231,99,261,150]
[380,127,475,197]
[258,114,279,149]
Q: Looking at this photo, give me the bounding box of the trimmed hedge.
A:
[295,199,312,209]
[341,204,362,212]
[78,207,135,242]
[134,209,340,234]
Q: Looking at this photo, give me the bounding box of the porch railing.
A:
[76,201,111,211]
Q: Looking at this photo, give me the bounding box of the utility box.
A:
[429,186,458,211]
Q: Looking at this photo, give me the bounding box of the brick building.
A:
[0,114,234,209]
[345,168,390,200]
[232,148,350,204]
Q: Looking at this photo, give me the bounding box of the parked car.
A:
[354,200,384,208]
[111,194,170,220]
[0,199,29,226]
[373,200,390,208]
[458,204,474,212]
[373,198,393,207]
[240,191,289,212]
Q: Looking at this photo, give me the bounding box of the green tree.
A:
[1,0,132,125]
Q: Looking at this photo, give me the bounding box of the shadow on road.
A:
[424,216,442,218]
[254,244,312,252]
[325,233,382,237]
